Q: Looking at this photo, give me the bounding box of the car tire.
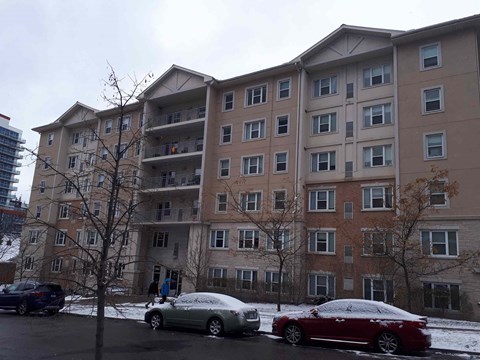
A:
[284,323,304,345]
[207,317,224,336]
[149,312,163,330]
[16,300,29,316]
[377,332,401,354]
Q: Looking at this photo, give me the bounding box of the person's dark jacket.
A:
[148,281,159,296]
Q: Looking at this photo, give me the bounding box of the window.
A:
[210,230,229,248]
[208,268,227,287]
[313,76,337,97]
[313,113,337,134]
[364,278,394,302]
[363,186,393,209]
[93,202,101,217]
[246,84,267,106]
[344,202,353,219]
[64,180,74,194]
[363,104,392,127]
[430,180,447,206]
[346,83,354,98]
[55,230,67,246]
[29,230,39,244]
[311,151,336,172]
[274,152,288,173]
[423,86,443,113]
[119,116,131,131]
[308,274,335,297]
[68,156,78,169]
[122,231,129,247]
[105,119,113,134]
[363,232,392,255]
[59,204,70,219]
[223,92,234,111]
[242,155,263,176]
[265,272,288,293]
[421,230,458,256]
[216,193,227,213]
[276,115,289,136]
[266,230,290,250]
[238,229,259,249]
[42,156,51,170]
[278,78,291,99]
[115,143,127,159]
[236,269,257,290]
[135,141,141,157]
[35,205,42,218]
[153,231,169,248]
[423,283,460,310]
[309,190,335,211]
[39,180,46,194]
[50,258,63,273]
[72,132,80,145]
[101,147,108,160]
[363,64,391,87]
[221,125,232,144]
[244,119,265,140]
[273,190,286,210]
[218,159,230,178]
[364,145,392,167]
[24,256,34,271]
[47,133,54,146]
[425,133,445,159]
[309,230,335,253]
[97,174,105,188]
[240,192,262,211]
[420,43,441,70]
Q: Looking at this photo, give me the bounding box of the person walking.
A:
[145,280,159,308]
[160,278,170,304]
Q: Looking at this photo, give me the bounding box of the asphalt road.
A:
[0,311,474,360]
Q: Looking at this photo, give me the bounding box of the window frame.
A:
[238,229,260,250]
[420,42,441,70]
[273,189,287,211]
[218,158,230,178]
[265,271,288,293]
[245,84,267,107]
[309,189,335,212]
[240,191,262,212]
[363,64,391,87]
[311,151,336,172]
[266,230,290,250]
[363,145,392,168]
[429,180,448,207]
[313,75,337,97]
[423,282,460,311]
[241,155,264,176]
[275,114,289,136]
[312,112,337,134]
[216,193,228,213]
[308,273,335,297]
[421,230,458,257]
[235,269,257,290]
[51,258,63,273]
[363,103,392,127]
[55,230,67,246]
[424,131,446,160]
[422,85,444,114]
[220,124,232,144]
[208,267,228,287]
[243,118,266,141]
[210,230,229,249]
[277,78,291,100]
[104,119,113,134]
[308,230,336,254]
[362,186,393,210]
[363,277,394,303]
[223,91,234,111]
[152,231,169,248]
[59,204,70,219]
[274,151,288,173]
[363,231,393,256]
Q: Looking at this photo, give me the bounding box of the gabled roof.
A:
[32,101,98,133]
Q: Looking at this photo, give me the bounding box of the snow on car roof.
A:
[181,292,251,309]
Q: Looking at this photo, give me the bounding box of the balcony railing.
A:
[147,106,206,129]
[141,174,201,190]
[144,140,203,159]
[134,207,200,223]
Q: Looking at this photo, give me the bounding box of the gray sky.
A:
[1,0,479,202]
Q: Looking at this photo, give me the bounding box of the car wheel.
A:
[16,300,29,315]
[207,317,224,336]
[284,323,304,345]
[149,312,163,330]
[377,332,400,354]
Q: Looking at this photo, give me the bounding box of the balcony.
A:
[134,207,200,224]
[146,106,206,130]
[144,140,203,160]
[140,174,201,191]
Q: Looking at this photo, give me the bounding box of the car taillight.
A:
[32,291,48,298]
[410,320,427,329]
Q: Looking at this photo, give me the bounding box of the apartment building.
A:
[19,14,480,320]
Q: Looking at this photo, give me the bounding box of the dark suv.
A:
[0,281,65,315]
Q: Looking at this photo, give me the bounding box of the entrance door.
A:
[153,265,161,282]
[166,269,182,296]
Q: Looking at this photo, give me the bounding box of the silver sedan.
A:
[144,292,260,336]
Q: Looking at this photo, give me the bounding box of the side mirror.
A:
[2,288,8,293]
[170,300,175,307]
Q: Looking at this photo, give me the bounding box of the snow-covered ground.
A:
[62,297,480,355]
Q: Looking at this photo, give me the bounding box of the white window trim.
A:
[308,228,336,254]
[277,77,292,101]
[55,230,67,246]
[362,103,392,128]
[312,112,338,135]
[275,114,290,137]
[308,189,336,212]
[363,144,393,168]
[420,42,442,71]
[362,186,393,211]
[274,151,288,174]
[237,229,260,250]
[424,131,447,160]
[218,158,231,179]
[313,75,337,97]
[272,189,287,212]
[210,229,229,249]
[429,178,450,208]
[215,193,228,214]
[311,151,336,172]
[239,191,263,212]
[421,229,459,258]
[222,91,235,112]
[241,154,264,176]
[245,83,268,107]
[220,124,233,145]
[243,118,266,142]
[422,85,444,115]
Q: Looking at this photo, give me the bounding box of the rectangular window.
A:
[311,151,336,172]
[363,232,392,255]
[364,278,394,302]
[72,132,80,145]
[344,202,353,219]
[423,283,460,310]
[240,192,262,211]
[29,230,39,244]
[236,269,257,290]
[242,155,263,176]
[105,119,113,134]
[266,230,289,250]
[39,180,46,194]
[24,256,34,271]
[421,43,441,70]
[425,133,445,159]
[135,141,141,157]
[35,205,42,218]
[423,87,443,113]
[364,145,392,167]
[265,271,288,293]
[43,156,51,170]
[246,84,267,106]
[313,76,337,97]
[430,180,447,206]
[51,258,63,273]
[346,83,354,98]
[153,231,169,248]
[313,113,337,134]
[93,202,101,217]
[64,180,74,194]
[216,193,227,213]
[208,268,228,287]
[278,79,291,99]
[223,92,234,111]
[309,231,335,253]
[97,174,105,188]
[68,156,78,169]
[309,190,335,211]
[210,230,229,248]
[273,190,286,211]
[363,186,393,209]
[363,64,391,87]
[221,125,232,144]
[119,116,131,131]
[244,119,265,140]
[59,204,70,219]
[421,230,458,257]
[363,104,392,127]
[276,115,289,136]
[346,121,354,138]
[55,230,67,246]
[308,274,335,297]
[238,229,259,249]
[47,133,54,146]
[275,152,288,173]
[101,147,108,160]
[218,158,230,178]
[115,143,128,159]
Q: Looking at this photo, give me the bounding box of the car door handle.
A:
[335,319,345,323]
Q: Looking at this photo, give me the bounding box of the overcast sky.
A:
[1,0,479,202]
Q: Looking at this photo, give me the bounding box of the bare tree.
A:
[181,224,210,291]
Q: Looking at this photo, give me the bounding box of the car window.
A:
[6,283,21,291]
[350,302,381,315]
[22,283,35,291]
[194,295,220,306]
[176,294,196,305]
[318,301,349,313]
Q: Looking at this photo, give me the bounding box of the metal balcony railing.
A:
[144,139,203,159]
[134,207,200,223]
[147,106,206,129]
[141,174,201,190]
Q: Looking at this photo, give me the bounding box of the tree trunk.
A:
[95,289,106,360]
